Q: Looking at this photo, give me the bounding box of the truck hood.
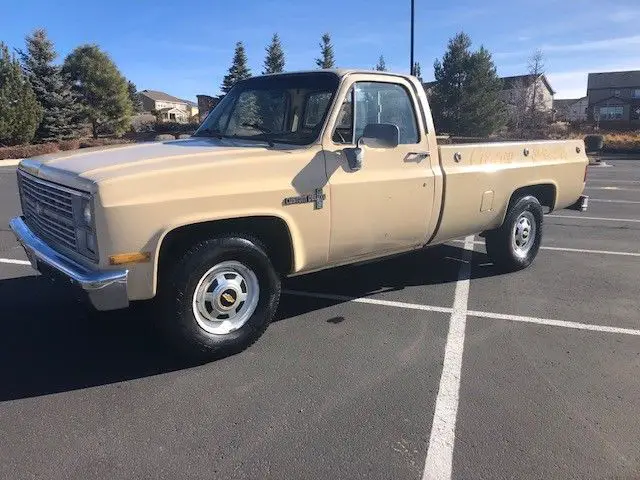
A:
[19,137,294,190]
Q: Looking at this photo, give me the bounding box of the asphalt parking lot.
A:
[1,154,639,479]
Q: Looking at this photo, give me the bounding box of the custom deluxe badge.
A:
[283,188,326,210]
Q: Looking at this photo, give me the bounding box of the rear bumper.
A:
[9,216,129,311]
[567,194,589,212]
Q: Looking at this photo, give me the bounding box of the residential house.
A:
[499,74,555,115]
[421,74,555,117]
[554,97,588,122]
[587,70,640,129]
[138,90,198,123]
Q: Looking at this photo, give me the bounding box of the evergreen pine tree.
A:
[413,62,422,81]
[0,42,42,145]
[315,33,335,69]
[221,42,251,93]
[263,33,285,75]
[127,80,143,112]
[63,45,133,138]
[375,55,387,71]
[461,46,505,136]
[431,32,505,136]
[18,28,79,142]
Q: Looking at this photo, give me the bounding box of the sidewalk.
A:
[0,159,22,167]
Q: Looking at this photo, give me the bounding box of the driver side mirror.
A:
[343,123,400,172]
[360,123,400,148]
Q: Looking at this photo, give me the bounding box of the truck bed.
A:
[429,139,588,243]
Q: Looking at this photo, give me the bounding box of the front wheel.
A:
[159,236,281,361]
[485,196,543,271]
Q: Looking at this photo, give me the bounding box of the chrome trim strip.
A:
[9,217,129,311]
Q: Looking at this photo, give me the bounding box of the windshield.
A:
[194,72,340,146]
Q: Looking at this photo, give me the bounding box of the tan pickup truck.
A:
[10,70,588,359]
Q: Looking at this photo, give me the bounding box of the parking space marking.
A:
[541,246,640,257]
[283,289,453,314]
[422,235,474,480]
[547,214,640,223]
[451,240,640,257]
[590,198,640,204]
[0,258,30,265]
[468,310,640,337]
[587,179,640,184]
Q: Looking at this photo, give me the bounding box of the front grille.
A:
[18,171,79,252]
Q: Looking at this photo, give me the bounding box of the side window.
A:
[354,82,419,144]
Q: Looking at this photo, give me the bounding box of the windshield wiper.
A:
[240,123,275,147]
[194,127,224,139]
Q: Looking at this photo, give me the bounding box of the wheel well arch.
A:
[157,216,295,288]
[507,183,557,213]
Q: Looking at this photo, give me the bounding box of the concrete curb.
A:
[0,159,21,167]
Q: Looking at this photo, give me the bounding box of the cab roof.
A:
[255,69,415,80]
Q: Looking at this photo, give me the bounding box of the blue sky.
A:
[2,0,639,100]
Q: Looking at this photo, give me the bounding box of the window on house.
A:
[613,89,621,97]
[633,89,640,99]
[598,106,624,120]
[169,113,176,121]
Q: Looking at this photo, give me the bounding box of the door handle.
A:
[405,151,430,163]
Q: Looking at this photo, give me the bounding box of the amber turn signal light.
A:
[109,252,151,265]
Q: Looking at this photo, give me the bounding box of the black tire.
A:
[485,195,543,271]
[159,235,280,361]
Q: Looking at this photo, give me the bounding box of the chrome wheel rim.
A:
[511,211,536,258]
[192,261,259,335]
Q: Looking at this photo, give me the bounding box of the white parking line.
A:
[541,246,640,257]
[590,198,640,204]
[547,214,640,223]
[282,290,453,314]
[282,290,640,337]
[588,179,640,184]
[422,235,474,480]
[468,310,640,337]
[0,258,31,266]
[451,240,640,257]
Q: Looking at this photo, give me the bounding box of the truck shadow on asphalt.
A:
[0,244,506,401]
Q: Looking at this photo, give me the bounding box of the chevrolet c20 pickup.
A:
[10,70,589,360]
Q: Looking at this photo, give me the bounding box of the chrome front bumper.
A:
[9,217,129,311]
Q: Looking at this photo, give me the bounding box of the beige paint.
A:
[18,70,587,301]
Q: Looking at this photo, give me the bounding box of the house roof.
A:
[554,97,587,108]
[157,107,185,113]
[587,70,640,90]
[501,74,555,95]
[139,90,192,104]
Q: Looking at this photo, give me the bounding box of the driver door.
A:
[323,75,436,264]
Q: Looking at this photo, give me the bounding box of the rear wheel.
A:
[485,196,543,271]
[159,236,280,361]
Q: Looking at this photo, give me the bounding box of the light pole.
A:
[410,0,415,75]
